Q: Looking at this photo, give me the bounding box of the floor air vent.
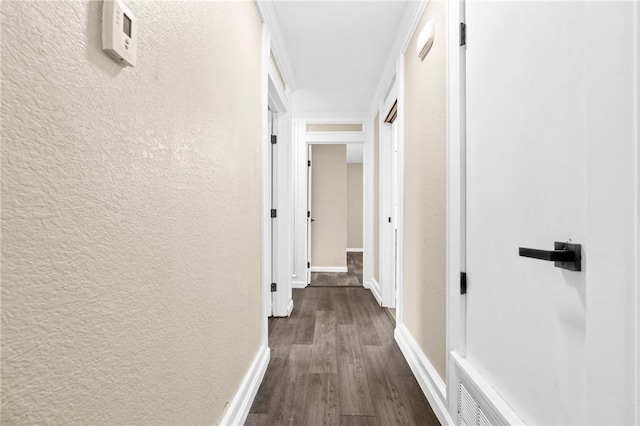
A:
[459,381,491,426]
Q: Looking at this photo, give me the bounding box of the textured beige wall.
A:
[347,163,363,248]
[373,113,380,282]
[311,144,347,267]
[1,1,263,424]
[402,0,447,380]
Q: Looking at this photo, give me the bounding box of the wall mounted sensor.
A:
[102,0,137,67]
[416,21,435,62]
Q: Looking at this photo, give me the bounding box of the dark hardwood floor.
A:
[246,286,440,426]
[310,252,363,287]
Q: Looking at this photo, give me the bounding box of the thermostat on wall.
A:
[102,0,137,67]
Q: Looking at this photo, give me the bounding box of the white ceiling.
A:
[272,1,409,112]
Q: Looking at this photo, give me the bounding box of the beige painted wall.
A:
[311,144,347,267]
[1,1,262,424]
[402,0,447,380]
[307,123,363,132]
[373,113,380,282]
[347,163,363,248]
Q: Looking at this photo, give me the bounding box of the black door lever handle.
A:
[519,242,581,271]
[519,248,573,262]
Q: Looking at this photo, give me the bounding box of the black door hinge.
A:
[271,282,277,292]
[308,160,311,167]
[271,135,277,145]
[271,209,277,218]
[460,22,466,46]
[307,262,310,268]
[460,272,467,295]
[307,211,311,218]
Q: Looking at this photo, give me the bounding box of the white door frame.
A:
[445,1,640,423]
[380,95,400,310]
[379,117,393,307]
[378,62,405,320]
[379,103,394,309]
[444,0,466,417]
[306,139,365,279]
[636,4,640,418]
[261,24,293,335]
[292,113,373,291]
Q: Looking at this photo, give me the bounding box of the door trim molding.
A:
[635,3,640,420]
[218,345,270,426]
[292,113,371,298]
[254,1,297,91]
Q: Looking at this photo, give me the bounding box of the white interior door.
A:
[270,110,278,314]
[390,120,399,309]
[380,118,395,308]
[464,2,638,424]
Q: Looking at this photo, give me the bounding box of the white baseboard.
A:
[219,345,270,426]
[346,248,364,252]
[310,266,348,273]
[363,280,371,290]
[370,277,382,306]
[286,299,294,317]
[395,325,454,426]
[291,280,307,289]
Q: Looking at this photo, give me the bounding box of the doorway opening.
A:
[307,143,364,288]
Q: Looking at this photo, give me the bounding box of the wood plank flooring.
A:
[310,253,363,287]
[246,287,440,426]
